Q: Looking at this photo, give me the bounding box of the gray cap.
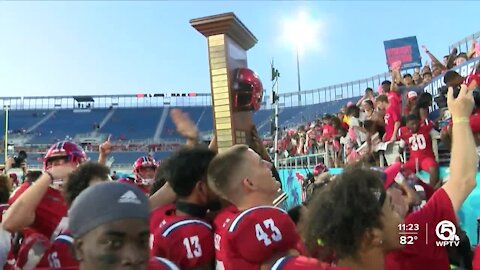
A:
[69,181,149,237]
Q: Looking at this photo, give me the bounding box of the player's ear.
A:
[72,238,84,261]
[361,228,383,251]
[196,180,208,196]
[241,177,255,191]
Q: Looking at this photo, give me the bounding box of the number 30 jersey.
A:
[220,206,307,270]
[150,207,215,269]
[398,120,435,160]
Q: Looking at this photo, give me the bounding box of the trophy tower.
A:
[191,13,262,153]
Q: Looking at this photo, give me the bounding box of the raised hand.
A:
[170,108,198,141]
[99,134,113,155]
[447,84,474,119]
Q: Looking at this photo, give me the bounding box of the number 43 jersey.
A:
[221,206,307,270]
[151,207,215,269]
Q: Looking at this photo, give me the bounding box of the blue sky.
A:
[0,1,478,98]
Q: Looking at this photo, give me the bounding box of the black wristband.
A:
[45,171,54,184]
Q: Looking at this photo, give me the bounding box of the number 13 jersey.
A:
[150,206,214,269]
[221,206,307,270]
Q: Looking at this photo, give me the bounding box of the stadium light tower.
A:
[282,10,321,106]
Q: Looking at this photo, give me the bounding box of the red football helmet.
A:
[43,141,87,171]
[232,68,263,111]
[133,156,158,186]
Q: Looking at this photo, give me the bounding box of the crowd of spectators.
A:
[274,40,480,170]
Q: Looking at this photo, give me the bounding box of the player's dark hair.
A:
[415,92,433,110]
[167,146,216,198]
[303,165,385,259]
[150,158,171,196]
[64,162,110,206]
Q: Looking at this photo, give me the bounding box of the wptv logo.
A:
[435,220,460,247]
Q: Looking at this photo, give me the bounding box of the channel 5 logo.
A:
[435,220,460,247]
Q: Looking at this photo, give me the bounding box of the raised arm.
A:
[98,134,112,165]
[442,85,478,212]
[422,45,445,69]
[2,165,74,232]
[170,108,199,147]
[467,40,477,59]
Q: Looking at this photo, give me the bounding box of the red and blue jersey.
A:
[221,206,307,270]
[151,206,214,269]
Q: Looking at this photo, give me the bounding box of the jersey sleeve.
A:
[226,207,303,264]
[270,256,329,270]
[46,234,79,269]
[149,257,180,270]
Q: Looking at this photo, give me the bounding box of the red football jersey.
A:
[148,256,180,270]
[383,106,400,142]
[473,245,480,270]
[151,207,214,269]
[45,232,78,269]
[269,256,349,270]
[15,231,50,270]
[150,204,176,233]
[398,120,435,160]
[222,206,307,270]
[387,91,402,117]
[9,185,68,241]
[212,205,238,269]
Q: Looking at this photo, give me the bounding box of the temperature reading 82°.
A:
[400,235,418,245]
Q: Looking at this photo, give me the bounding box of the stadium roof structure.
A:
[73,96,95,102]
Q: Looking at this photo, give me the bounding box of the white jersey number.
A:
[48,252,61,268]
[409,134,426,151]
[183,235,202,259]
[255,218,283,246]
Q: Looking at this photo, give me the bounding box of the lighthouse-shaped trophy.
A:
[190,12,263,153]
[191,13,287,207]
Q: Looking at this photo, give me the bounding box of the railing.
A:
[449,31,480,53]
[277,153,325,169]
[0,93,213,110]
[277,71,392,107]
